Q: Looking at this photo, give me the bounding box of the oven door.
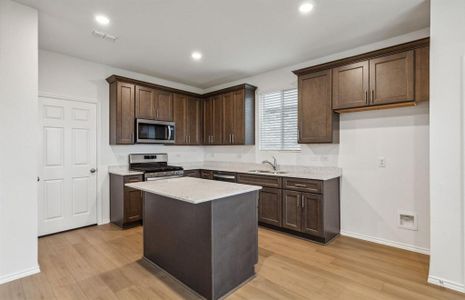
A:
[136,119,175,144]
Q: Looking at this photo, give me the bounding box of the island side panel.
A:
[143,192,213,299]
[211,191,259,299]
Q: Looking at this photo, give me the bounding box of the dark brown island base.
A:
[126,177,261,300]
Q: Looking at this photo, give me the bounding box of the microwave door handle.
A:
[167,126,172,141]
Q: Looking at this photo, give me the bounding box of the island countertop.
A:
[125,177,261,204]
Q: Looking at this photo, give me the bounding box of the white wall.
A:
[0,0,40,284]
[39,50,205,224]
[203,28,431,253]
[428,0,465,292]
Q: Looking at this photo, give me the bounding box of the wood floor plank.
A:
[1,224,464,300]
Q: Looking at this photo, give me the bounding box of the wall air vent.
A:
[92,30,118,42]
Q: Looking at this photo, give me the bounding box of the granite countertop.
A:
[109,161,342,180]
[108,166,143,176]
[125,177,261,204]
[176,161,342,181]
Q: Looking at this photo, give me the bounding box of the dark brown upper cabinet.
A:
[204,84,256,145]
[109,81,135,144]
[173,94,202,145]
[298,70,339,144]
[107,75,256,145]
[203,95,223,145]
[369,50,414,105]
[154,89,174,121]
[332,61,369,110]
[135,85,173,121]
[294,38,429,114]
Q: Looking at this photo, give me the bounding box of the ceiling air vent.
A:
[92,30,118,42]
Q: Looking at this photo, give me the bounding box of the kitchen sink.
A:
[248,170,288,175]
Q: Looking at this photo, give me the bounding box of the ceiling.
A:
[16,0,430,89]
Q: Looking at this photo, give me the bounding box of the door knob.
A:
[90,168,97,174]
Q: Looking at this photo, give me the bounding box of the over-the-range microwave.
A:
[135,119,175,144]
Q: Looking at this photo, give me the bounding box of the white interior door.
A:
[38,97,97,236]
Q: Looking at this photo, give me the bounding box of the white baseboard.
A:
[428,275,465,293]
[0,266,40,285]
[340,230,430,255]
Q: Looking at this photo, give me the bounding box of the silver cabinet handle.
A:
[232,134,235,144]
[365,90,368,102]
[188,136,191,144]
[294,183,307,188]
[297,198,300,208]
[156,110,159,119]
[302,198,305,208]
[213,174,236,180]
[90,168,97,174]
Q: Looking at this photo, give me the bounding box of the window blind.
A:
[259,89,300,151]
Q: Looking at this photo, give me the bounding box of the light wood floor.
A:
[1,224,464,300]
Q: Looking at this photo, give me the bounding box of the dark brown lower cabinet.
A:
[124,188,143,223]
[258,188,282,227]
[183,169,200,178]
[301,193,323,237]
[200,170,213,180]
[282,190,302,231]
[110,174,143,228]
[237,172,340,244]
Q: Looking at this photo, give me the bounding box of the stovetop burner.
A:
[128,153,183,177]
[130,163,183,173]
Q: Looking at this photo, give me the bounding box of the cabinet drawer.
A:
[183,169,200,178]
[237,173,282,188]
[124,175,143,183]
[283,178,322,194]
[200,170,213,180]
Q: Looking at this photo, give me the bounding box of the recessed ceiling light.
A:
[95,14,110,25]
[299,2,314,14]
[191,51,203,61]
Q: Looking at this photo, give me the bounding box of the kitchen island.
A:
[126,177,261,300]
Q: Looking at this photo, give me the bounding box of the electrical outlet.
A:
[378,157,386,168]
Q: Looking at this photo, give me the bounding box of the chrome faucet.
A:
[262,156,279,171]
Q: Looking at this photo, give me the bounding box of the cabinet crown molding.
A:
[292,38,429,76]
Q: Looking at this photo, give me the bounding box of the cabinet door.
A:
[369,50,414,105]
[232,89,245,144]
[222,92,234,144]
[187,97,202,144]
[211,95,223,144]
[258,187,282,226]
[332,61,369,109]
[124,188,142,223]
[135,85,154,119]
[173,94,187,144]
[282,190,302,231]
[116,82,135,144]
[298,70,335,143]
[203,97,213,144]
[154,89,173,121]
[301,193,323,237]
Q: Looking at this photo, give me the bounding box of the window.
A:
[259,89,300,151]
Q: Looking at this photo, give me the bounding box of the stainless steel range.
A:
[129,153,183,181]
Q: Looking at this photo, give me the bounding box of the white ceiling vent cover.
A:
[92,30,118,42]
